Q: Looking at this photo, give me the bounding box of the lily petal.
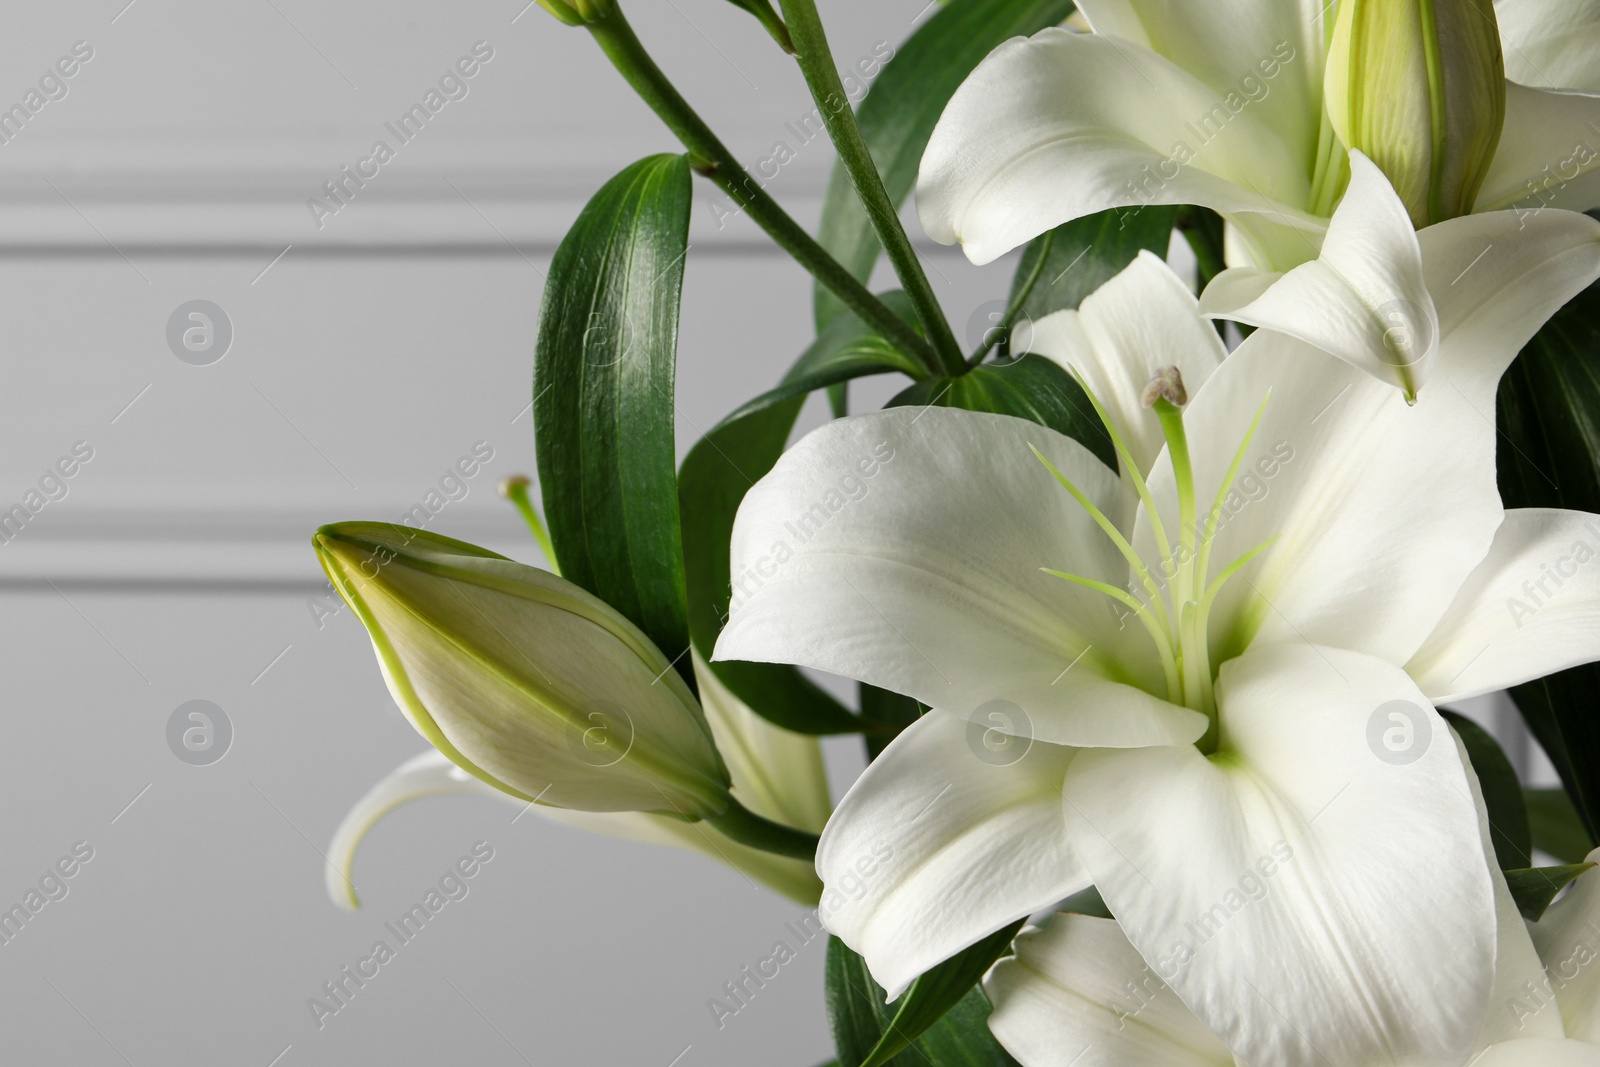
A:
[1201,152,1440,398]
[326,750,505,910]
[1497,0,1600,91]
[816,710,1085,1000]
[329,751,823,909]
[1152,332,1500,666]
[916,28,1316,265]
[1417,205,1600,393]
[1472,1041,1600,1066]
[1531,848,1600,1044]
[1478,82,1600,215]
[1064,643,1496,1067]
[694,653,830,833]
[1408,510,1600,702]
[986,912,1236,1067]
[1030,251,1228,477]
[1075,0,1327,163]
[715,407,1207,748]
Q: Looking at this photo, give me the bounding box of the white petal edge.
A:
[328,750,823,909]
[1478,82,1600,216]
[326,750,510,910]
[816,710,1086,1000]
[1200,152,1440,398]
[916,29,1316,265]
[1074,0,1328,166]
[1064,643,1497,1067]
[986,912,1236,1067]
[715,406,1207,749]
[1497,0,1600,90]
[1409,509,1600,702]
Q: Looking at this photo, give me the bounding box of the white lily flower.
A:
[1199,151,1600,399]
[324,655,830,908]
[714,245,1600,1066]
[984,737,1600,1067]
[917,0,1600,270]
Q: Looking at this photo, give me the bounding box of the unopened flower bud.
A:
[535,0,614,25]
[313,522,730,817]
[1325,0,1505,227]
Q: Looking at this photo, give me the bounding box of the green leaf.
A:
[1010,206,1178,322]
[1498,279,1600,841]
[535,154,694,681]
[856,922,1025,1067]
[1176,206,1228,294]
[826,937,1021,1067]
[859,683,921,760]
[1527,787,1595,864]
[723,292,925,425]
[887,355,1116,469]
[1440,711,1532,869]
[678,398,862,734]
[814,0,1076,330]
[1503,863,1596,921]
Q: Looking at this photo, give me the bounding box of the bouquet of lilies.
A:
[312,0,1600,1063]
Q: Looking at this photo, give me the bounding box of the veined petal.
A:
[1076,0,1328,165]
[1531,848,1600,1044]
[986,913,1237,1067]
[916,29,1316,265]
[715,407,1207,749]
[1064,644,1496,1067]
[1031,251,1228,477]
[1478,82,1600,215]
[1153,332,1500,666]
[816,711,1085,1000]
[1170,211,1598,665]
[1497,0,1600,90]
[1418,206,1600,393]
[326,750,505,910]
[1409,510,1600,701]
[1201,152,1440,398]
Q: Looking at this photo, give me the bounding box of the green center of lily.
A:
[1034,367,1275,749]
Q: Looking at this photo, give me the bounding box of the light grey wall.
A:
[0,2,1558,1065]
[0,2,1021,1065]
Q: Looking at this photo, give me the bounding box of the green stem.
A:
[584,8,941,377]
[775,0,965,377]
[968,229,1054,368]
[500,476,560,575]
[705,795,820,860]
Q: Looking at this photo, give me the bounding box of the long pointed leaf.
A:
[534,154,694,682]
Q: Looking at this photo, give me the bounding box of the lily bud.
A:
[313,522,731,818]
[1325,0,1505,227]
[534,0,614,25]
